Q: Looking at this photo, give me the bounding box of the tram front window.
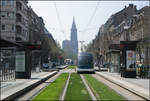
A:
[78,56,93,68]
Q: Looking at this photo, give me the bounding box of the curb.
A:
[96,72,149,100]
[2,71,57,101]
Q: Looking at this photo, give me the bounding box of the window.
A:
[1,12,6,18]
[7,12,10,17]
[7,0,14,5]
[12,24,15,31]
[16,2,22,10]
[2,0,6,5]
[1,12,15,18]
[2,25,5,30]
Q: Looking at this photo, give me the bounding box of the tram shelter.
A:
[0,38,24,81]
[0,38,41,79]
[108,41,138,78]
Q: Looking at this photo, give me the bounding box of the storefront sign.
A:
[126,50,136,68]
[16,51,25,72]
[109,44,124,50]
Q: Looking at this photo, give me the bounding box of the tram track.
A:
[93,73,147,101]
[60,70,97,100]
[80,74,97,101]
[15,69,74,101]
[13,69,146,101]
[59,72,71,100]
[15,71,62,100]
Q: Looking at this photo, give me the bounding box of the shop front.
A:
[120,41,138,78]
[135,40,150,78]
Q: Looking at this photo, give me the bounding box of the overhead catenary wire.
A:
[79,0,100,45]
[53,1,66,39]
[84,1,100,31]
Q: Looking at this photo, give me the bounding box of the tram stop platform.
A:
[0,71,57,100]
[96,72,150,100]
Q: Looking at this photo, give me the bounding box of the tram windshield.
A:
[78,56,93,66]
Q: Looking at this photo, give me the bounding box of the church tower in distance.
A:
[71,16,78,56]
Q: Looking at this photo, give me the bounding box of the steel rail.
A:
[94,73,148,101]
[59,71,71,100]
[80,74,97,101]
[15,71,61,100]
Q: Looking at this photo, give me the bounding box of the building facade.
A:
[62,40,71,53]
[16,0,29,42]
[0,0,29,42]
[0,0,61,73]
[1,0,16,41]
[91,4,150,76]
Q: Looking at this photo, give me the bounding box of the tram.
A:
[77,52,95,73]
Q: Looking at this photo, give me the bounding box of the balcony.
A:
[16,13,22,22]
[1,18,16,25]
[1,5,16,12]
[16,15,28,29]
[1,31,16,42]
[16,1,27,16]
[16,25,28,42]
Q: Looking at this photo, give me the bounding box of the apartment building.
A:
[0,0,29,42]
[92,4,150,74]
[16,0,29,42]
[1,0,16,42]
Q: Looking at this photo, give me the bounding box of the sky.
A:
[28,1,149,51]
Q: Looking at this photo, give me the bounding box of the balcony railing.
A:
[16,8,27,16]
[16,17,22,22]
[16,32,27,39]
[1,17,16,20]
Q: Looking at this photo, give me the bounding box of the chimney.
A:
[134,5,137,9]
[125,5,127,9]
[129,4,134,8]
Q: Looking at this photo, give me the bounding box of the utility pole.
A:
[79,41,85,52]
[149,2,150,69]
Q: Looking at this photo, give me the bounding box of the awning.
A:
[17,42,41,50]
[106,49,120,54]
[109,44,124,50]
[0,38,24,48]
[120,41,139,50]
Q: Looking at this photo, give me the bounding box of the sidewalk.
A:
[0,71,57,100]
[96,71,149,100]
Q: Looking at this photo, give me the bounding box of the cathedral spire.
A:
[72,16,76,29]
[70,16,78,55]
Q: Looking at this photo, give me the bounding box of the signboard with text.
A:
[126,50,136,68]
[16,51,25,72]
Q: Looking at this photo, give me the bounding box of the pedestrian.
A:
[120,64,123,77]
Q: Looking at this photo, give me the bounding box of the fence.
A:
[136,65,150,78]
[0,67,15,81]
[0,48,16,81]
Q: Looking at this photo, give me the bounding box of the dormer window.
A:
[123,13,128,18]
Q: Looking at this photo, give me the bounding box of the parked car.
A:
[99,63,108,71]
[52,62,56,68]
[42,63,49,69]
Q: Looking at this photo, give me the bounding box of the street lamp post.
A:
[148,5,150,70]
[79,41,85,52]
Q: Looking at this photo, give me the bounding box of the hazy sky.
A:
[28,1,149,50]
